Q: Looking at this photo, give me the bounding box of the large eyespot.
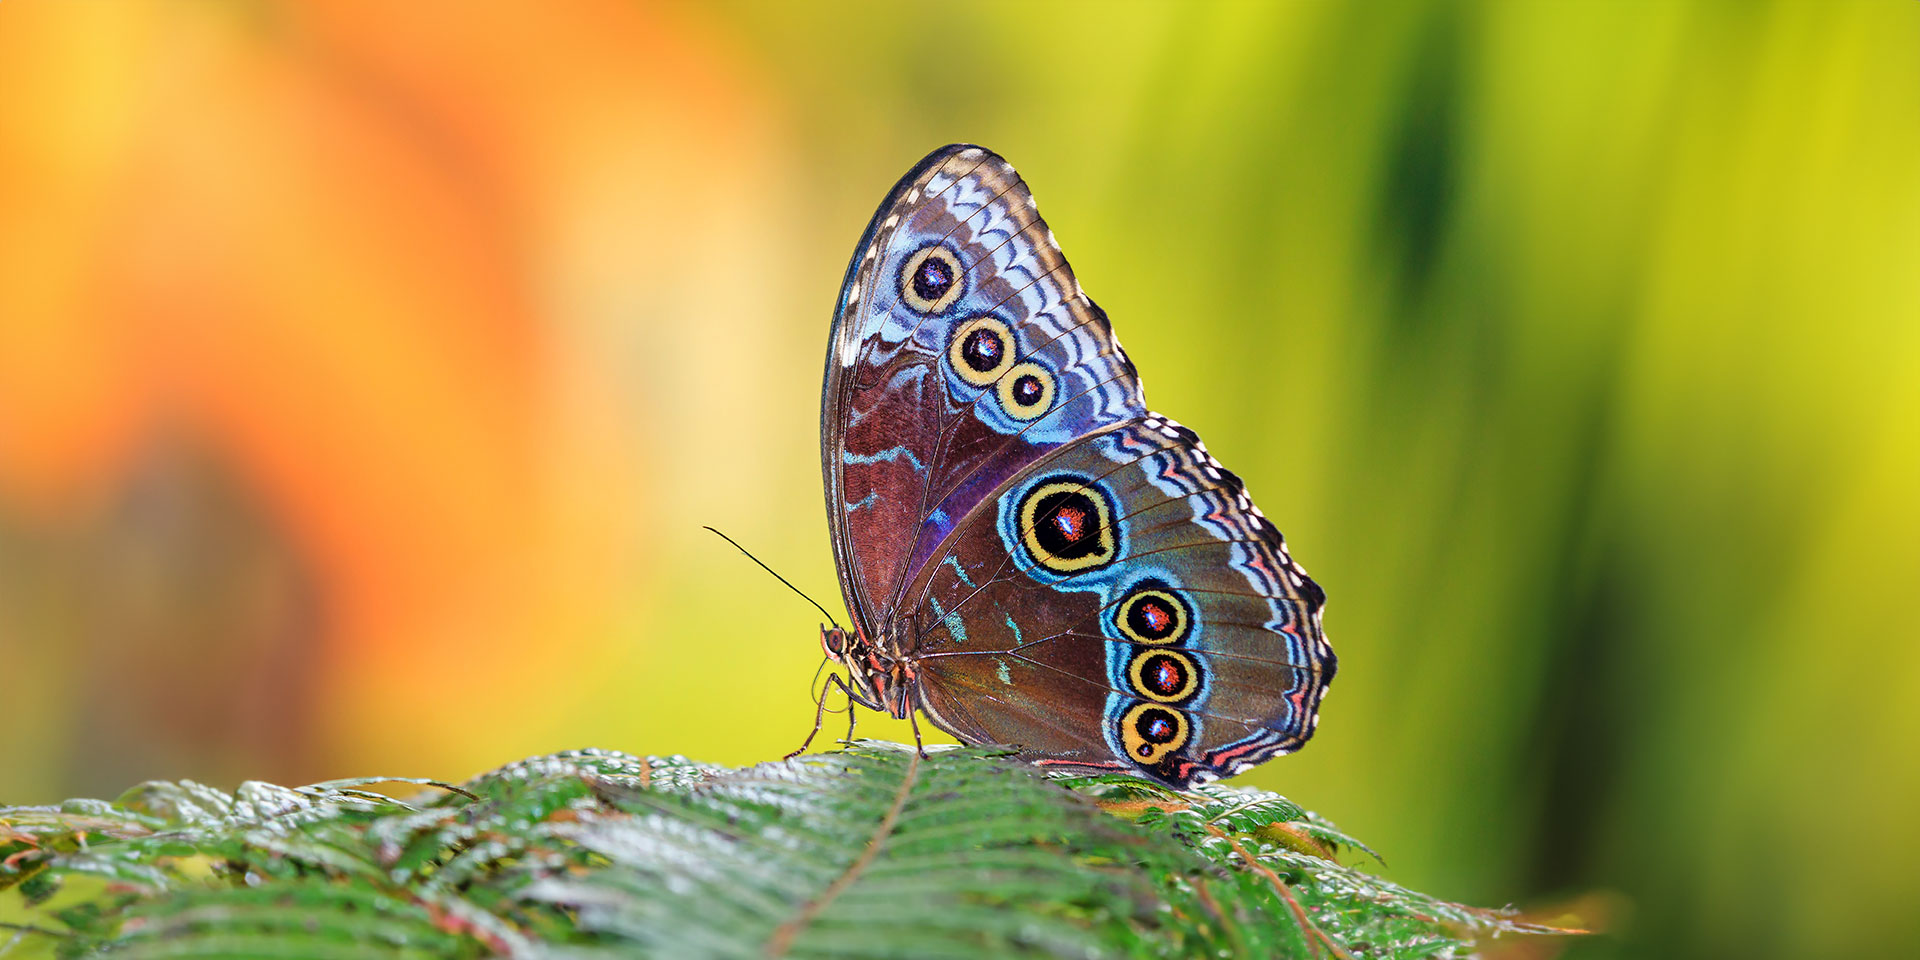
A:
[1119,702,1190,764]
[900,245,964,314]
[1115,585,1191,646]
[1017,477,1117,573]
[1127,649,1202,704]
[996,361,1055,420]
[948,317,1015,386]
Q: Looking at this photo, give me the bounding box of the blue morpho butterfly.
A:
[801,144,1335,788]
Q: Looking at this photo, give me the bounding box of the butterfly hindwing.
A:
[901,416,1335,788]
[823,145,1146,630]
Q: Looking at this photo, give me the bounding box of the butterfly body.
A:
[819,145,1334,788]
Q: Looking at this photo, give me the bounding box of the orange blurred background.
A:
[4,4,1919,959]
[1,0,823,793]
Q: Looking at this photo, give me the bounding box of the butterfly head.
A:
[820,623,913,719]
[820,624,852,662]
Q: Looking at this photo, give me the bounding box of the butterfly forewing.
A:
[823,145,1146,634]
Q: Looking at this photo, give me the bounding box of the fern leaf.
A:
[0,743,1578,959]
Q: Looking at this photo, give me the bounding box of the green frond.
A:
[1,743,1575,959]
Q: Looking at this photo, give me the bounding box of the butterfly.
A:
[808,144,1335,788]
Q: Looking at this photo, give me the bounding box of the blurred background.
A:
[2,1,1915,956]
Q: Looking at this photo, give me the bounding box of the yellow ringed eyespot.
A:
[1017,478,1117,573]
[1127,648,1201,704]
[900,245,964,313]
[1120,702,1190,764]
[1115,588,1190,645]
[996,361,1054,420]
[948,317,1015,386]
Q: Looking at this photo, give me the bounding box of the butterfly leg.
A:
[785,672,882,760]
[907,706,928,759]
[783,675,840,760]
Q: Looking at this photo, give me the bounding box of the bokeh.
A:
[3,2,1916,957]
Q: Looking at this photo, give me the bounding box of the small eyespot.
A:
[1120,702,1190,765]
[1016,476,1117,574]
[947,317,1015,386]
[996,361,1054,420]
[1115,585,1192,646]
[1127,648,1202,704]
[900,245,964,314]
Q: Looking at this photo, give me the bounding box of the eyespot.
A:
[900,245,964,314]
[1114,586,1191,646]
[948,317,1015,387]
[995,362,1054,420]
[1016,476,1117,573]
[1127,649,1202,704]
[1119,702,1190,764]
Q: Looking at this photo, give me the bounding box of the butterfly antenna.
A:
[702,526,844,631]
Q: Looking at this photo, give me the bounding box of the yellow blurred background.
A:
[2,2,1916,957]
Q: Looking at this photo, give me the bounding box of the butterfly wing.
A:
[900,416,1335,788]
[823,145,1146,633]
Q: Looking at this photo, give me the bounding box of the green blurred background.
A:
[3,2,1916,956]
